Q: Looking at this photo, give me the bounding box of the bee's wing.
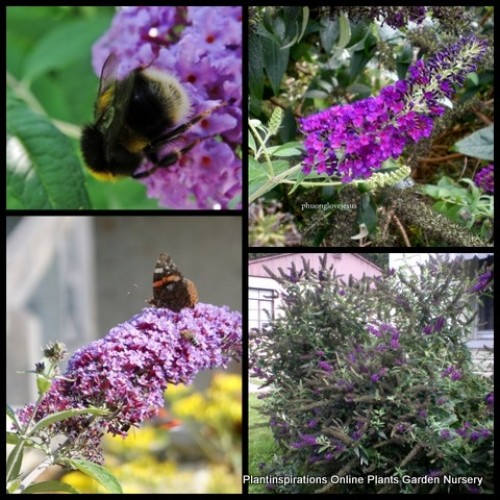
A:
[94,53,125,123]
[94,54,135,149]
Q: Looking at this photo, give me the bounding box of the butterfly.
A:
[148,253,198,312]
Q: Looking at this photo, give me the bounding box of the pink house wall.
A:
[249,253,382,281]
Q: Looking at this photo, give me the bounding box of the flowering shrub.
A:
[250,254,493,493]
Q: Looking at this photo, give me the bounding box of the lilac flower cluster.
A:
[441,365,462,381]
[469,271,493,293]
[485,392,493,408]
[92,7,242,209]
[300,36,488,182]
[474,164,494,194]
[367,322,401,350]
[350,421,366,441]
[423,316,446,335]
[291,433,318,449]
[17,304,241,463]
[456,422,492,443]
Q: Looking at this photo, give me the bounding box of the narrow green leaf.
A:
[266,144,303,157]
[288,169,307,195]
[249,157,270,202]
[249,160,292,202]
[248,130,257,153]
[337,13,351,49]
[319,18,338,53]
[7,431,21,445]
[299,7,310,44]
[249,31,264,100]
[6,441,25,482]
[346,19,370,49]
[279,107,298,143]
[29,407,109,436]
[64,459,122,494]
[6,96,91,209]
[23,480,80,494]
[304,89,329,99]
[262,36,290,95]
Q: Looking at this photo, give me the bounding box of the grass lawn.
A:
[249,390,279,494]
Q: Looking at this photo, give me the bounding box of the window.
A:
[467,255,494,349]
[249,288,275,330]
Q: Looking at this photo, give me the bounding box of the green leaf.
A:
[6,432,23,446]
[279,107,298,143]
[36,374,52,395]
[304,89,329,99]
[350,48,375,81]
[249,157,269,202]
[63,459,122,494]
[249,160,293,202]
[23,480,80,494]
[29,407,109,436]
[337,13,351,49]
[346,19,370,49]
[266,142,303,157]
[452,125,494,161]
[319,18,338,53]
[6,441,25,482]
[249,31,264,100]
[23,17,112,83]
[262,34,290,96]
[6,96,91,209]
[248,129,257,153]
[299,7,310,44]
[396,44,414,80]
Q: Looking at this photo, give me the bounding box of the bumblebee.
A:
[81,53,224,180]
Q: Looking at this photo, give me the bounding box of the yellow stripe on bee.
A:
[88,170,122,181]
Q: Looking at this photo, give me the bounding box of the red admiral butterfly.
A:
[148,253,198,312]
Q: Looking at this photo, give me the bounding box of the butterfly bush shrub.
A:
[250,255,493,493]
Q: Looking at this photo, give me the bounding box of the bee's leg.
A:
[146,101,228,152]
[133,135,218,179]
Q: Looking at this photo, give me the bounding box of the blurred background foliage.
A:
[6,7,159,209]
[248,6,494,247]
[61,373,242,493]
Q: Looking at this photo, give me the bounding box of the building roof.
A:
[249,253,383,280]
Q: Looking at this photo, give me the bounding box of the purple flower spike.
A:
[319,361,333,373]
[470,271,493,293]
[300,36,487,181]
[17,304,241,463]
[92,7,242,209]
[486,392,494,407]
[474,164,494,194]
